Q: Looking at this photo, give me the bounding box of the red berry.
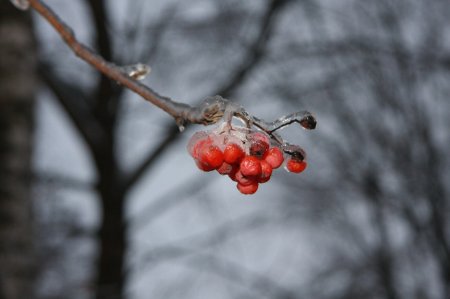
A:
[235,170,257,186]
[191,137,213,160]
[248,132,270,157]
[286,159,307,173]
[264,147,284,169]
[257,160,272,183]
[249,132,270,144]
[250,141,269,157]
[195,160,215,172]
[223,143,244,164]
[240,156,262,177]
[216,162,233,175]
[237,181,259,195]
[200,145,224,169]
[228,165,239,181]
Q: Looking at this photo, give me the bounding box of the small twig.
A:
[23,0,316,159]
[27,0,198,126]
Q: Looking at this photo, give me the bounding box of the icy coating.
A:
[186,120,308,195]
[119,63,151,81]
[9,0,29,10]
[187,124,250,156]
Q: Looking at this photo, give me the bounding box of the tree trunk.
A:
[94,149,126,299]
[0,2,37,299]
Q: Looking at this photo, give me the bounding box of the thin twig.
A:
[26,0,317,163]
[28,0,196,125]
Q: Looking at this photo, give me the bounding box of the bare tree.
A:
[271,1,450,298]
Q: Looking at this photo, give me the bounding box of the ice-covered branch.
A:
[21,0,316,159]
[25,0,201,126]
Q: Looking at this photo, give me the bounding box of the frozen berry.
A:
[235,170,257,186]
[223,143,244,164]
[250,141,269,157]
[258,160,273,183]
[191,137,213,160]
[195,160,215,172]
[286,159,307,173]
[228,165,240,181]
[263,147,284,169]
[249,132,270,144]
[237,181,259,195]
[217,162,233,175]
[240,156,262,177]
[200,146,224,169]
[248,132,270,157]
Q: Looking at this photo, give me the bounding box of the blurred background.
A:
[1,0,449,299]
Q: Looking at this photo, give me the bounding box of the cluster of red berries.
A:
[187,128,307,195]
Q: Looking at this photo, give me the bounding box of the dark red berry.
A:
[249,132,270,144]
[248,132,269,157]
[217,162,233,175]
[235,170,257,186]
[228,165,240,181]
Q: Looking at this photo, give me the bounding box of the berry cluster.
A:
[187,127,307,195]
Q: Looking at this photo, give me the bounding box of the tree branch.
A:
[33,170,94,191]
[84,0,122,130]
[38,63,106,156]
[28,0,198,126]
[215,0,291,96]
[26,0,316,194]
[122,126,180,191]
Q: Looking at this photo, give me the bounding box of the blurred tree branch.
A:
[38,64,107,156]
